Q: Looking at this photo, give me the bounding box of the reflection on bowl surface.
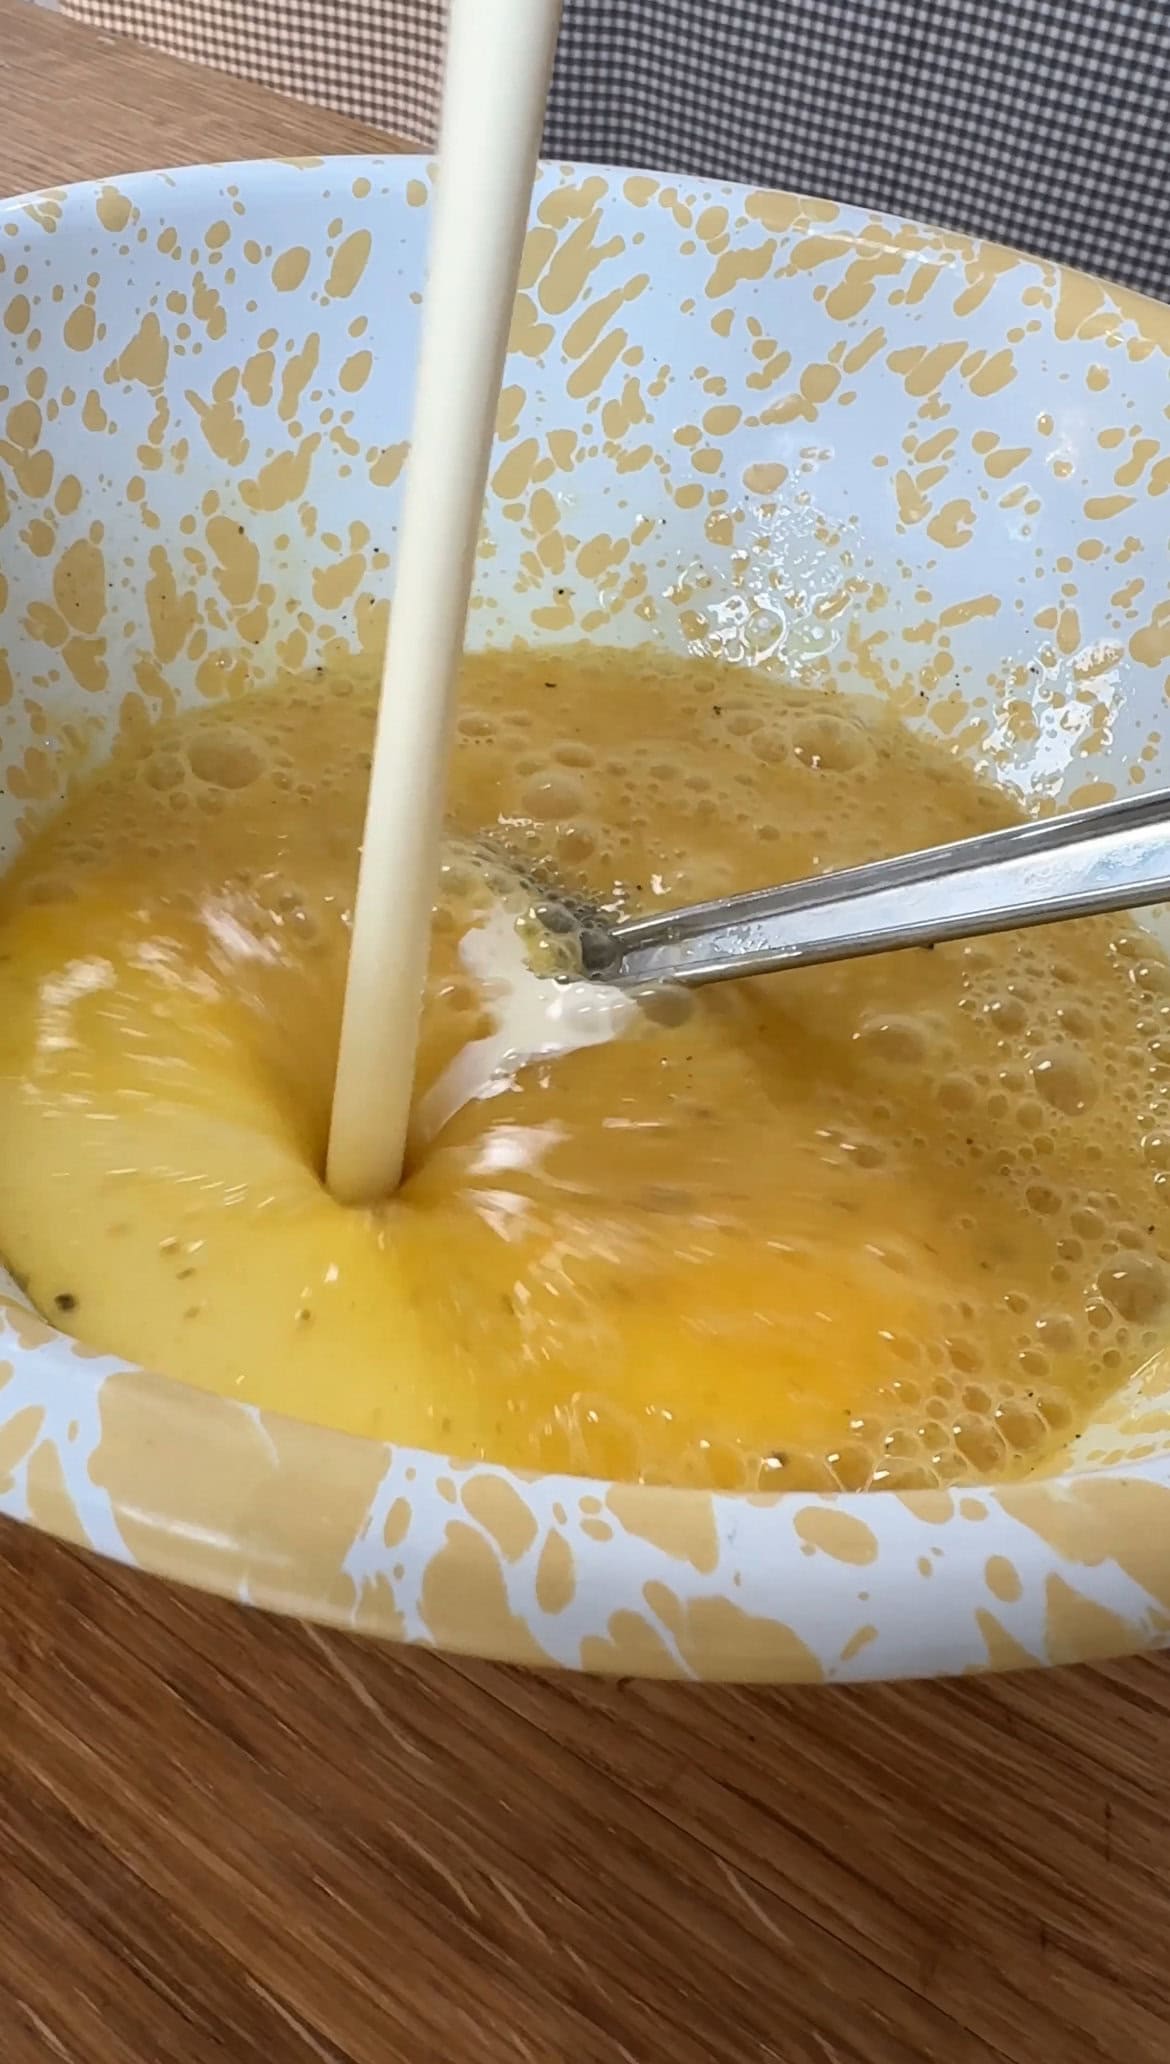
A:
[2,157,1170,1683]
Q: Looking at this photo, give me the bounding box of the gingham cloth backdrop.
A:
[54,0,1170,300]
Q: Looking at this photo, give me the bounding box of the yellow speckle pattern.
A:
[2,155,1170,1680]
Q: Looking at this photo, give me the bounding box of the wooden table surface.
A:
[2,3,1170,2058]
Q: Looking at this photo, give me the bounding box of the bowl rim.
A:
[3,152,1170,1683]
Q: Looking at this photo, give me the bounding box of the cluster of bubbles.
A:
[9,648,1170,1496]
[444,660,1170,1495]
[675,915,1170,1494]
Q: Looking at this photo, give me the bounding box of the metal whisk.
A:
[564,786,1170,989]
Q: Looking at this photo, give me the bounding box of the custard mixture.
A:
[1,647,1169,1492]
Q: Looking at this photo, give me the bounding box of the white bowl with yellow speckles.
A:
[3,157,1170,1682]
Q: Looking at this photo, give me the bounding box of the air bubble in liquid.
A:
[946,1336,983,1373]
[521,771,587,821]
[855,1013,932,1064]
[633,983,695,1030]
[186,730,265,790]
[995,1399,1047,1454]
[791,712,870,772]
[955,1416,1007,1474]
[937,1074,976,1112]
[1097,1253,1169,1325]
[557,825,597,864]
[1032,1047,1097,1113]
[1034,1312,1076,1352]
[1017,1347,1050,1380]
[1055,1002,1093,1037]
[984,994,1027,1033]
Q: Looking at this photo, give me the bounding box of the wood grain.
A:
[0,0,409,198]
[2,2,1170,2057]
[6,1526,1170,2064]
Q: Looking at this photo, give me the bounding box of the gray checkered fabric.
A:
[56,0,1170,299]
[547,0,1170,301]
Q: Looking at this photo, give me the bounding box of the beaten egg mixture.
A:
[1,646,1168,1491]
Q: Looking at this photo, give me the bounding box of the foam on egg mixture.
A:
[1,644,1169,1492]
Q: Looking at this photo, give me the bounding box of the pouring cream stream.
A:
[327,0,565,1204]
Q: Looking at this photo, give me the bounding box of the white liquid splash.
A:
[417,903,637,1145]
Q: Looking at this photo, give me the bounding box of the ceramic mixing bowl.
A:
[2,156,1170,1681]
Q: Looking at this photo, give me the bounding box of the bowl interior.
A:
[2,157,1170,1677]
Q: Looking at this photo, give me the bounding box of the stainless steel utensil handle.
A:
[598,785,1170,988]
